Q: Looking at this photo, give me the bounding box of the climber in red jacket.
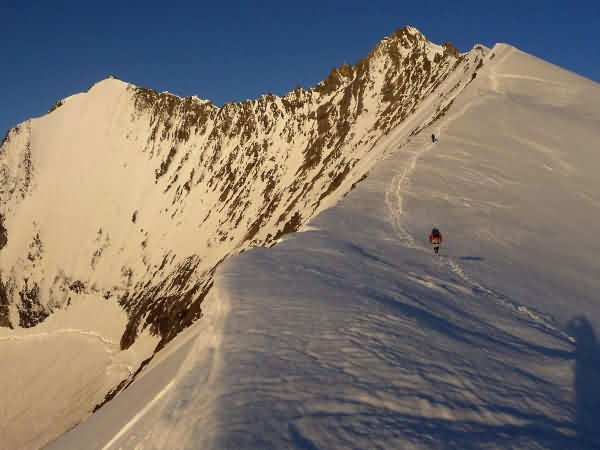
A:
[429,228,442,254]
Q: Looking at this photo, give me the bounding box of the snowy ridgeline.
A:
[48,44,600,449]
[1,28,492,449]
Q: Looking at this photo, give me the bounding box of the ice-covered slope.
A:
[0,28,490,449]
[50,45,600,449]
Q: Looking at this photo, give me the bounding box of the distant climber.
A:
[431,133,436,143]
[429,228,442,254]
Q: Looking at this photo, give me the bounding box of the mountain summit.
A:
[6,26,598,450]
[0,26,482,345]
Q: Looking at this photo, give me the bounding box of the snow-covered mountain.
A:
[0,26,485,449]
[0,27,474,341]
[3,26,600,449]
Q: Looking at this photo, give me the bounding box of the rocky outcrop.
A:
[0,278,12,328]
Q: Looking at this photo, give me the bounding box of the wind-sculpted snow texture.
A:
[50,44,600,449]
[0,27,490,449]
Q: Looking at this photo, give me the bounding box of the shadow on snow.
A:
[568,316,600,448]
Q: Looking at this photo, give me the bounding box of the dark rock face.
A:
[119,256,214,351]
[443,41,461,58]
[18,279,49,327]
[0,279,12,328]
[0,214,7,251]
[49,100,64,113]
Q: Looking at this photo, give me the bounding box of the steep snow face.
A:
[49,45,600,449]
[401,44,600,330]
[0,27,487,448]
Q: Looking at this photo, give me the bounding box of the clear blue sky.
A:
[1,1,599,136]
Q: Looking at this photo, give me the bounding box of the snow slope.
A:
[0,297,158,450]
[50,44,600,449]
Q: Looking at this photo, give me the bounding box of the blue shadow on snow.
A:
[568,316,600,448]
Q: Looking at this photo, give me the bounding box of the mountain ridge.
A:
[47,40,600,450]
[0,26,484,343]
[0,26,492,448]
